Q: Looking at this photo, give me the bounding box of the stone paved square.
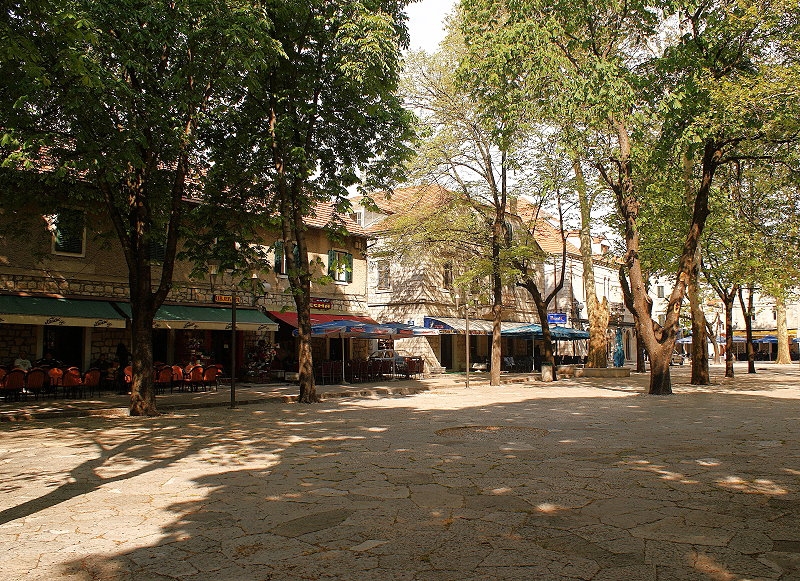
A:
[1,364,799,580]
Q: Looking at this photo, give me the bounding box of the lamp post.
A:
[457,289,472,389]
[208,257,273,409]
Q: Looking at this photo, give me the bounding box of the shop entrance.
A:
[44,325,83,368]
[440,334,453,369]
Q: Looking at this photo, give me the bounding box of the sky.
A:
[406,0,457,53]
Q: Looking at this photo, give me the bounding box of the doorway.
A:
[44,325,83,368]
[440,334,453,369]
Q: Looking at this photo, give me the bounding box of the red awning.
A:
[266,311,378,328]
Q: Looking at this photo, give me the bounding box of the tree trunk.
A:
[128,254,158,416]
[574,158,607,368]
[648,342,673,394]
[776,295,790,364]
[282,187,319,404]
[684,152,709,384]
[587,296,610,367]
[724,296,735,378]
[739,286,756,374]
[520,278,557,381]
[129,308,158,416]
[600,129,716,395]
[490,233,503,387]
[490,304,502,386]
[295,280,319,403]
[635,329,647,373]
[688,246,709,384]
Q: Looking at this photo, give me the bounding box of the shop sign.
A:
[310,297,332,310]
[213,294,244,305]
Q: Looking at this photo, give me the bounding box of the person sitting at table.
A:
[14,352,32,371]
[36,351,61,369]
[92,353,112,373]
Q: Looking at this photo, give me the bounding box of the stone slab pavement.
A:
[1,362,799,580]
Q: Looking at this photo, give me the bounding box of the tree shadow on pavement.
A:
[41,390,800,581]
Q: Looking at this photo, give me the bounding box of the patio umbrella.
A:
[295,320,395,381]
[381,321,441,337]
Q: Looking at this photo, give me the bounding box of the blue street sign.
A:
[547,312,568,325]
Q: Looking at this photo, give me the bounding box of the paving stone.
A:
[1,366,799,580]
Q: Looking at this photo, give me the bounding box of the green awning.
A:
[115,303,278,332]
[0,295,127,328]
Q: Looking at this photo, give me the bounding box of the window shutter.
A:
[328,249,335,277]
[346,253,353,283]
[52,209,85,254]
[292,243,300,269]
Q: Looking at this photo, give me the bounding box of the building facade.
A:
[0,200,373,374]
[353,186,635,372]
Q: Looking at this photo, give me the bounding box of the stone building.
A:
[350,185,634,372]
[0,199,372,374]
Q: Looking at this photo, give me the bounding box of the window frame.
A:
[376,259,390,291]
[328,249,353,284]
[46,208,86,257]
[442,262,453,290]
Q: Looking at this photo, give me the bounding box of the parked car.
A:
[670,351,685,366]
[368,349,408,373]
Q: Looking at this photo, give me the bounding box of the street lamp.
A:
[208,260,271,410]
[456,288,473,389]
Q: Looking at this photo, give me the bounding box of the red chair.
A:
[2,369,25,401]
[202,366,219,391]
[0,367,7,386]
[48,367,64,398]
[83,368,101,397]
[154,366,173,394]
[63,367,84,399]
[187,366,204,392]
[25,368,47,400]
[171,365,186,391]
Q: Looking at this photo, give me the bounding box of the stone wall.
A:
[0,325,37,367]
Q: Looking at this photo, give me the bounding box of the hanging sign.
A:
[547,312,568,325]
[213,294,244,305]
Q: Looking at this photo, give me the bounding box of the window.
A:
[46,208,85,256]
[377,260,390,290]
[274,241,299,275]
[657,285,665,298]
[503,220,514,245]
[148,238,166,263]
[328,250,353,283]
[443,262,453,289]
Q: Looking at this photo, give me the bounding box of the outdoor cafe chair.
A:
[171,365,186,392]
[0,367,6,387]
[25,367,47,400]
[63,367,84,399]
[2,368,26,401]
[154,366,173,394]
[82,368,101,397]
[47,367,63,397]
[187,365,205,391]
[202,366,219,391]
